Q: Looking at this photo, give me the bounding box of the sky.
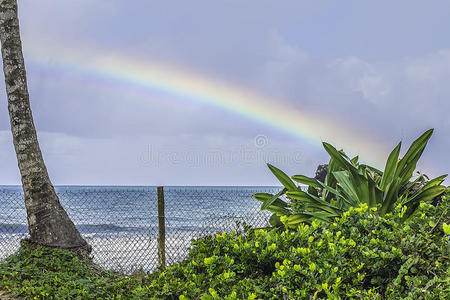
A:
[0,0,449,186]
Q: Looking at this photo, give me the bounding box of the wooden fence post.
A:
[157,186,166,269]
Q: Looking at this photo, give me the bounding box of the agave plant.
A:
[254,129,447,227]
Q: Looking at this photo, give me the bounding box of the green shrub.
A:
[255,129,447,227]
[136,190,449,299]
[1,190,448,299]
[0,245,139,299]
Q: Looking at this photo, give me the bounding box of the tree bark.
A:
[0,0,90,253]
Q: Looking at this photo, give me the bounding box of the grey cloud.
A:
[254,38,450,178]
[0,130,316,185]
[0,1,449,184]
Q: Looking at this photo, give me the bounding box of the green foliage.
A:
[255,129,447,225]
[1,192,449,299]
[0,246,140,299]
[133,193,450,299]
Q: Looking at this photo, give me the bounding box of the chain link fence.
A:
[0,186,279,273]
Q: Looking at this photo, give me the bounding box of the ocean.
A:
[0,186,280,273]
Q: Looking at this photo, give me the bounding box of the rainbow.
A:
[25,40,390,168]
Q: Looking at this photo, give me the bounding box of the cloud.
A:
[0,130,317,185]
[328,57,389,104]
[265,30,309,71]
[1,1,449,184]
[255,33,450,133]
[255,38,450,179]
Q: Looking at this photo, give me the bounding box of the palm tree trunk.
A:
[0,0,90,253]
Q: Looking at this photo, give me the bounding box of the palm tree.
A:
[0,0,90,255]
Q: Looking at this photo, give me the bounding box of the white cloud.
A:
[255,34,450,180]
[265,30,309,71]
[405,50,450,82]
[328,57,390,104]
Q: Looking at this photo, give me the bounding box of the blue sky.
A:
[0,0,449,185]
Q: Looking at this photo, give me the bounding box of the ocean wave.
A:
[0,223,28,234]
[75,224,157,234]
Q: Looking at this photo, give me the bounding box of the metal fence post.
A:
[157,186,166,269]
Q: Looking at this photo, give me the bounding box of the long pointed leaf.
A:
[308,211,340,223]
[380,142,401,191]
[307,185,319,197]
[261,189,287,210]
[254,193,290,215]
[360,164,383,177]
[403,185,446,208]
[367,173,383,207]
[266,206,291,215]
[332,171,359,205]
[324,157,339,202]
[397,129,433,171]
[292,175,322,188]
[286,191,342,211]
[398,147,426,185]
[287,213,314,226]
[352,172,370,205]
[405,174,447,199]
[422,175,448,189]
[323,143,359,175]
[307,204,340,215]
[401,174,426,198]
[254,193,288,208]
[324,143,369,204]
[315,180,342,199]
[380,177,401,215]
[267,164,298,191]
[403,185,446,219]
[395,129,433,184]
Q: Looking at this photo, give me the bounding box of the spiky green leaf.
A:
[292,175,322,188]
[254,193,288,208]
[261,188,287,210]
[395,129,433,185]
[380,142,401,191]
[286,191,341,212]
[267,164,298,191]
[332,171,359,205]
[403,185,446,219]
[323,143,358,175]
[287,213,313,226]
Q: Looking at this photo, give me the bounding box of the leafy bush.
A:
[1,191,448,299]
[135,189,450,299]
[255,129,447,227]
[0,245,139,299]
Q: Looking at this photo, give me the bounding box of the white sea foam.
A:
[0,233,28,261]
[86,232,214,273]
[0,186,275,273]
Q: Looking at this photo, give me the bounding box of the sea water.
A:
[0,186,280,273]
